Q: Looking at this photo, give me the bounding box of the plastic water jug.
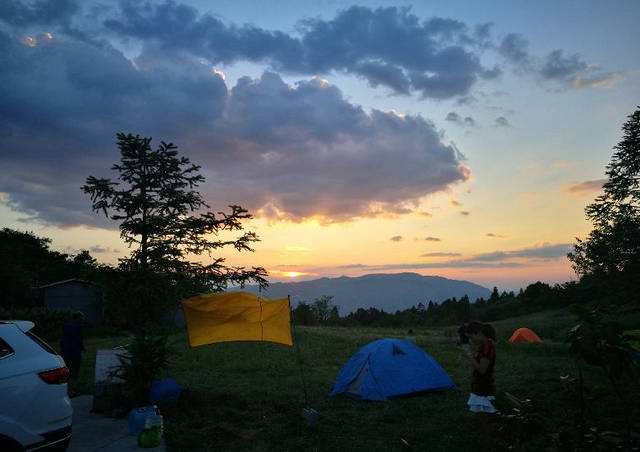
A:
[138,414,163,448]
[128,405,159,436]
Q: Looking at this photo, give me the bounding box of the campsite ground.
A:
[77,306,640,451]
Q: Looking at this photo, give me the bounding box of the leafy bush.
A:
[562,305,640,449]
[112,327,170,407]
[496,392,546,450]
[0,306,75,342]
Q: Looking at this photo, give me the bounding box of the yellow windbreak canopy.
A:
[181,292,293,347]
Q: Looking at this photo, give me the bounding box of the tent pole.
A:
[289,295,310,406]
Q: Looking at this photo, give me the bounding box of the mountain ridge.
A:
[245,272,491,313]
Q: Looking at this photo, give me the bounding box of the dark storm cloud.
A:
[3,1,611,98]
[0,29,224,226]
[0,30,469,226]
[208,72,470,222]
[102,2,495,99]
[0,0,79,27]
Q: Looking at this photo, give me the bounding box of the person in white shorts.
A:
[465,321,497,447]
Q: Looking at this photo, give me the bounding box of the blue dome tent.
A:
[330,338,455,401]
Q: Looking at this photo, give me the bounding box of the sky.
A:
[1,0,639,290]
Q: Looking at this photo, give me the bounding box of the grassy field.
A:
[75,307,640,451]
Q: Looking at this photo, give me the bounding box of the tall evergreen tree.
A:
[569,108,640,299]
[83,133,267,303]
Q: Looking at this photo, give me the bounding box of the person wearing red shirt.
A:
[465,321,497,447]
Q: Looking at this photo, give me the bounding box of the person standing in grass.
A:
[465,321,497,447]
[60,311,85,396]
[457,320,470,348]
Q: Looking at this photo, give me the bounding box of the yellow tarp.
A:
[181,291,293,347]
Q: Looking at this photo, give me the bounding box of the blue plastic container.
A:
[128,405,159,436]
[149,378,182,404]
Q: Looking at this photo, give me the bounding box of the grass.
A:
[74,307,640,451]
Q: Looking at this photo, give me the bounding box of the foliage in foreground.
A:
[73,314,640,452]
[112,328,170,407]
[0,306,75,342]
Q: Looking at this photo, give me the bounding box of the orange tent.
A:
[509,327,542,343]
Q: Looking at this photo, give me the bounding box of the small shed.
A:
[39,279,104,325]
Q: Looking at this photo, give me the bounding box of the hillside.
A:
[248,272,491,313]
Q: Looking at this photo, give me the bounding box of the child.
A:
[465,321,497,446]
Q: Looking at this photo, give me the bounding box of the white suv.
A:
[0,321,73,451]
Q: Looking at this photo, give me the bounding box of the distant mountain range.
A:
[246,272,491,314]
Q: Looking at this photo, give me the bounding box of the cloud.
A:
[460,211,470,216]
[424,236,442,242]
[100,2,500,99]
[210,73,470,222]
[0,29,470,226]
[376,242,571,270]
[0,0,79,28]
[0,29,228,226]
[495,116,511,127]
[371,261,526,270]
[421,252,461,257]
[486,233,506,238]
[499,33,576,80]
[571,71,632,89]
[565,179,606,196]
[3,1,610,100]
[539,50,588,81]
[390,235,403,242]
[470,243,572,262]
[276,243,570,273]
[450,199,462,206]
[445,111,476,127]
[497,33,619,89]
[456,95,478,106]
[419,211,433,217]
[89,245,118,253]
[284,246,312,252]
[498,33,531,66]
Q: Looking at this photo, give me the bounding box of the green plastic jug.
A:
[137,414,163,448]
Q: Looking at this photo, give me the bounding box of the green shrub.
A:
[112,327,170,407]
[0,306,75,342]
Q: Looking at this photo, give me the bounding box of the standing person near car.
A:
[464,321,497,448]
[60,311,85,396]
